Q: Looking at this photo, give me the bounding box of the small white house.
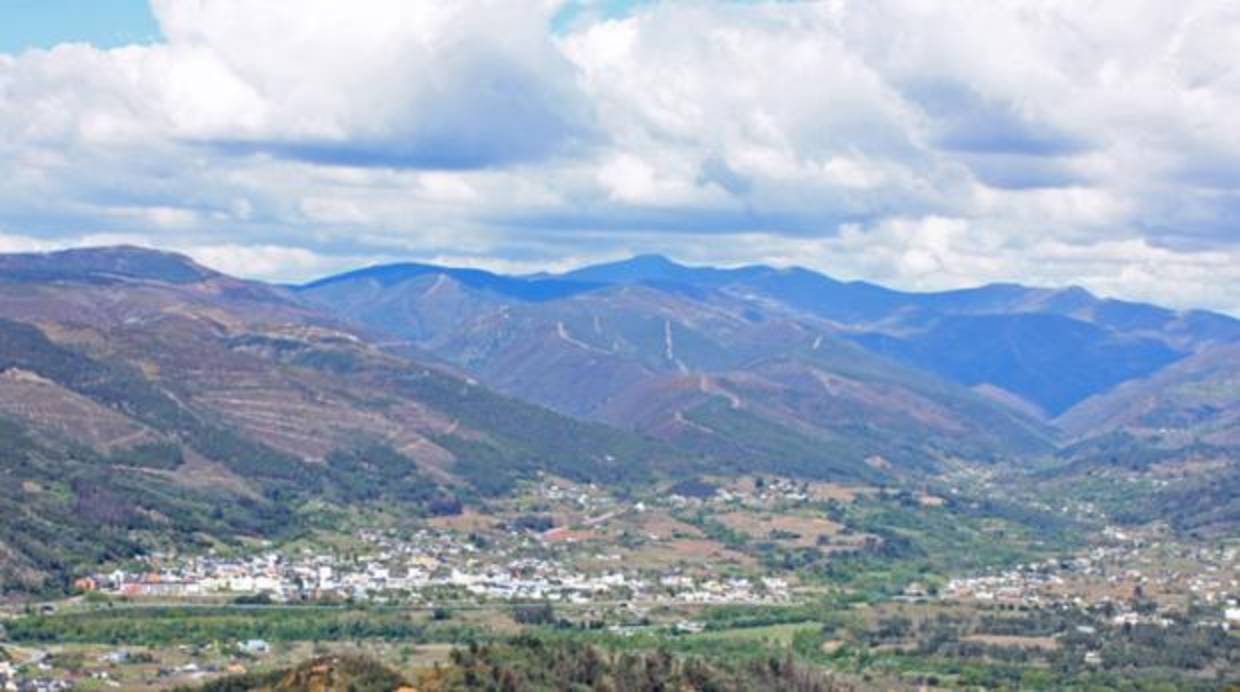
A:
[238,639,270,655]
[1225,608,1240,628]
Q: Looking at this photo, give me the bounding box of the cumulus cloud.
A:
[0,0,1238,314]
[156,0,598,167]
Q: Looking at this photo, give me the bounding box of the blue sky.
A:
[0,0,161,53]
[552,0,655,33]
[0,0,1238,315]
[0,0,613,49]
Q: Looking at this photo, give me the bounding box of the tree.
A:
[512,602,556,626]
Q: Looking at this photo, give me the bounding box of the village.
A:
[4,476,1237,690]
[942,525,1240,632]
[78,541,790,609]
[78,522,791,609]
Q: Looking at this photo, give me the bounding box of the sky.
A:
[0,0,162,53]
[0,1,1238,315]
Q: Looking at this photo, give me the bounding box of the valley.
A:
[1,472,1235,690]
[0,246,1237,689]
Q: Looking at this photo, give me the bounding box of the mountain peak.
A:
[0,245,218,285]
[562,254,759,286]
[626,253,683,267]
[579,254,686,277]
[299,262,441,290]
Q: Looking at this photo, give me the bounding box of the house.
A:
[1112,612,1140,626]
[238,640,270,655]
[99,650,130,664]
[1225,608,1240,629]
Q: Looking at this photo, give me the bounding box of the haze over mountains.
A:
[2,245,1237,589]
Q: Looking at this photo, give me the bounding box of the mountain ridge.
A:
[296,250,1239,422]
[2,245,1237,589]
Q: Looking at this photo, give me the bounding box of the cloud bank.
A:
[1,0,1238,314]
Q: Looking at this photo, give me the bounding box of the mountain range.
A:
[2,246,1237,589]
[296,250,1238,444]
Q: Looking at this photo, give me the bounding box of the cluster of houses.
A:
[74,479,810,607]
[0,649,259,691]
[80,527,789,606]
[943,527,1238,630]
[942,567,1066,606]
[0,658,74,692]
[543,474,828,515]
[665,478,819,509]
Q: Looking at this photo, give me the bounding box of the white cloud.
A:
[182,243,349,281]
[150,0,596,167]
[0,232,57,254]
[0,0,1237,314]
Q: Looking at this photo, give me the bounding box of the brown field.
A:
[622,538,753,570]
[630,512,705,540]
[808,482,870,503]
[429,509,497,532]
[717,511,843,548]
[542,528,600,543]
[963,634,1059,650]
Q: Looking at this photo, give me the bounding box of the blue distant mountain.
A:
[295,253,1240,459]
[550,255,1238,415]
[850,313,1184,416]
[300,254,1240,421]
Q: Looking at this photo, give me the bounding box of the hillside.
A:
[563,256,1239,416]
[1057,343,1240,447]
[4,246,1238,590]
[297,262,1056,478]
[0,248,703,591]
[1035,344,1240,535]
[302,256,1240,430]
